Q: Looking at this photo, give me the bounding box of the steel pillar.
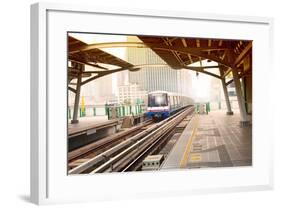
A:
[71,73,82,124]
[219,68,233,115]
[232,68,250,126]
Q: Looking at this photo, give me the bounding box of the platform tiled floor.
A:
[161,110,252,170]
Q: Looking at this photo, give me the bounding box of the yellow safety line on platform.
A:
[179,116,199,168]
[190,153,202,161]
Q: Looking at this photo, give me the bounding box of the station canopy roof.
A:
[68,34,252,86]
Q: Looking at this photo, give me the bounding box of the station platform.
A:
[68,116,116,136]
[67,114,147,151]
[68,116,122,151]
[161,110,252,170]
[68,113,147,136]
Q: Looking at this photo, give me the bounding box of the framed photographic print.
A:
[30,2,274,205]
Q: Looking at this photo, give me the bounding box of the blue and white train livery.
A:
[146,91,194,119]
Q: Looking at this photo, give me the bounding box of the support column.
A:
[232,68,250,126]
[71,72,82,124]
[219,68,233,115]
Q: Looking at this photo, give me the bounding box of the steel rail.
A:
[90,106,194,174]
[68,119,153,161]
[120,128,175,172]
[69,105,193,174]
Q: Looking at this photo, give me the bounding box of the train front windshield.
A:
[148,93,168,107]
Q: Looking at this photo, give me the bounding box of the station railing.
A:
[195,102,211,114]
[68,104,146,120]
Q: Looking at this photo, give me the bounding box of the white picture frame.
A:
[30,2,274,205]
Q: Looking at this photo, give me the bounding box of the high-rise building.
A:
[127,36,179,93]
[118,83,147,105]
[68,65,115,107]
[177,69,192,96]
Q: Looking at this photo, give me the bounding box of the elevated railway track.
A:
[69,105,195,174]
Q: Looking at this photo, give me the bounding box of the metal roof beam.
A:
[234,42,252,66]
[151,45,233,69]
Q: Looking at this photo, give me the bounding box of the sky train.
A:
[146,91,194,119]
